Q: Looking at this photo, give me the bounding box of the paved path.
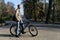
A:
[0,26,60,40]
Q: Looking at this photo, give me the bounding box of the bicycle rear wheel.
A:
[29,25,38,37]
[10,24,21,37]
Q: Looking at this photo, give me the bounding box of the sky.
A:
[5,0,24,15]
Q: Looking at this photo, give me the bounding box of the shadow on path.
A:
[0,34,32,38]
[0,34,14,37]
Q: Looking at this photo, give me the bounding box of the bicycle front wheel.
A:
[29,25,38,37]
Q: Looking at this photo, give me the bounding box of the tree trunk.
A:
[46,0,52,24]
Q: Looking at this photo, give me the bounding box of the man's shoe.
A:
[15,35,19,37]
[22,32,26,34]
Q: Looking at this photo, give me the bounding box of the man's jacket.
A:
[15,9,22,22]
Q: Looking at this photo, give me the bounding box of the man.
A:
[15,4,26,36]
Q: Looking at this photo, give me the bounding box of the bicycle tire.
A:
[10,24,21,37]
[29,25,38,37]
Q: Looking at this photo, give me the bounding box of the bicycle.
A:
[10,20,38,37]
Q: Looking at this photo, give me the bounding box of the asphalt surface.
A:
[0,24,60,40]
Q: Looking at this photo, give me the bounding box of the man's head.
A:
[17,4,20,9]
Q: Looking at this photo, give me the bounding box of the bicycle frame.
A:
[20,21,30,30]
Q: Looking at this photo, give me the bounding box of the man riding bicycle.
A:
[15,4,26,37]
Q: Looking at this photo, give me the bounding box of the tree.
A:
[0,2,7,23]
[55,0,60,23]
[23,0,42,21]
[0,2,15,23]
[45,0,53,23]
[6,2,15,16]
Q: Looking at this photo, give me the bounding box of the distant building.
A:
[0,0,4,3]
[0,0,5,7]
[0,0,5,17]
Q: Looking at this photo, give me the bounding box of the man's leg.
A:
[16,22,20,36]
[21,20,26,34]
